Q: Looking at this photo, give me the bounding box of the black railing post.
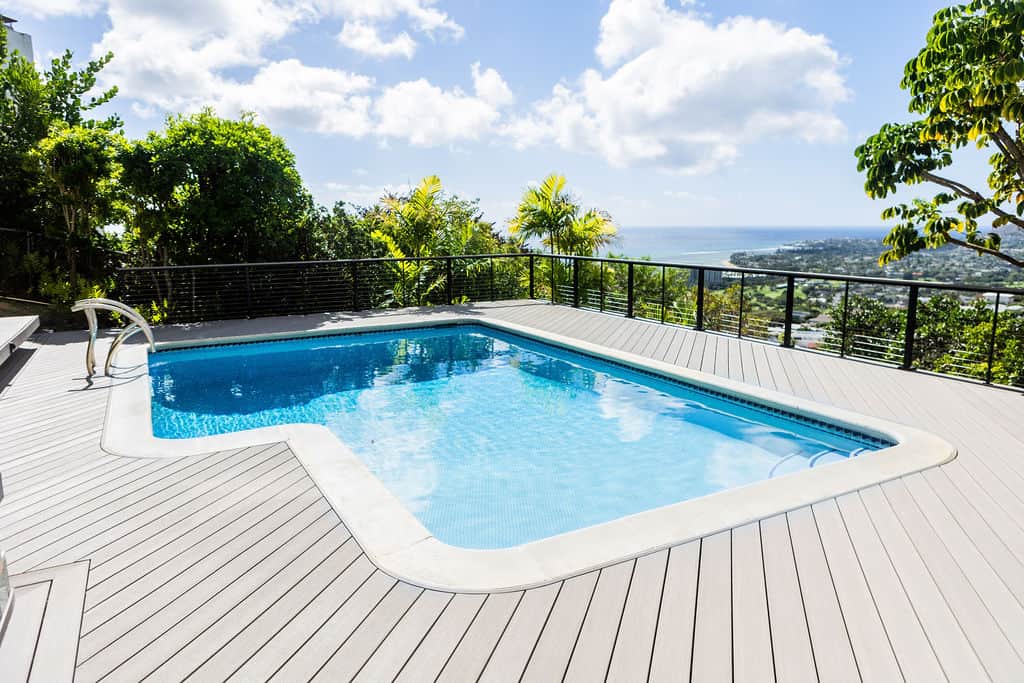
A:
[986,293,1000,384]
[528,254,535,299]
[626,263,635,318]
[572,258,580,307]
[445,257,453,305]
[489,257,495,301]
[351,261,360,311]
[600,262,605,312]
[737,272,745,338]
[550,256,556,304]
[244,265,253,319]
[839,280,850,358]
[782,275,795,347]
[661,266,667,323]
[695,268,705,330]
[902,285,919,370]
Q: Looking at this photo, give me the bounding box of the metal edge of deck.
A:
[97,311,957,593]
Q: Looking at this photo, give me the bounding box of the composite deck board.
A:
[691,531,733,682]
[731,523,775,683]
[605,550,667,682]
[560,560,634,682]
[0,301,1022,681]
[520,571,599,683]
[442,589,529,682]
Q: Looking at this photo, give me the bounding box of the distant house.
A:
[2,14,33,62]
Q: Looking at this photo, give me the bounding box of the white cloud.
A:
[323,0,463,58]
[471,61,514,107]
[2,0,104,17]
[337,21,416,59]
[374,64,513,145]
[215,60,375,136]
[504,0,850,173]
[314,0,463,38]
[325,181,412,205]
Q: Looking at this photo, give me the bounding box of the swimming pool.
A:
[150,324,891,549]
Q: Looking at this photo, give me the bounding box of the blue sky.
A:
[7,0,963,229]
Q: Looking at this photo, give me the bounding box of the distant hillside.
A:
[731,233,1024,288]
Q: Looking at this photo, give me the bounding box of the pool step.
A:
[769,448,861,478]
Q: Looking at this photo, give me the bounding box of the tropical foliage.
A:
[118,110,313,265]
[856,0,1024,269]
[509,174,617,256]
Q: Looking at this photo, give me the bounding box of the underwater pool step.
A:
[769,448,862,478]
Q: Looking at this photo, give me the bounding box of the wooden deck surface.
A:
[1,300,1023,682]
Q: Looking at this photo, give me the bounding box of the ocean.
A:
[602,226,889,266]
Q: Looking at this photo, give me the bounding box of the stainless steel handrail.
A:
[71,298,156,377]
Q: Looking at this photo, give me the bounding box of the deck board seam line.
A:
[0,459,145,522]
[515,576,565,683]
[757,522,780,683]
[783,513,822,682]
[5,444,273,555]
[77,491,324,643]
[19,447,292,571]
[919,471,1024,606]
[5,444,285,550]
[86,458,307,581]
[82,472,315,615]
[931,466,1024,566]
[604,559,638,682]
[85,507,338,680]
[823,501,907,682]
[191,536,362,681]
[809,506,865,682]
[464,591,525,683]
[840,494,949,681]
[72,559,93,681]
[361,591,456,683]
[79,449,300,568]
[152,528,355,681]
[417,591,490,683]
[339,586,426,681]
[559,568,601,682]
[303,577,403,681]
[645,544,673,683]
[857,488,983,681]
[686,538,703,683]
[729,529,735,682]
[892,478,1024,663]
[236,556,381,682]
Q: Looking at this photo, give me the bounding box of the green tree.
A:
[0,30,119,297]
[119,109,313,265]
[365,175,506,305]
[856,0,1024,269]
[824,295,906,359]
[509,173,616,256]
[27,123,124,291]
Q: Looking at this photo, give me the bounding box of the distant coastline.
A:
[602,226,889,266]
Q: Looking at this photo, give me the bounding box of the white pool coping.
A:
[103,313,957,593]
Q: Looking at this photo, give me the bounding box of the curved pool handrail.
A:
[72,298,156,377]
[808,449,838,467]
[768,452,801,478]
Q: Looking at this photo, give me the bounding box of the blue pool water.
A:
[150,325,891,548]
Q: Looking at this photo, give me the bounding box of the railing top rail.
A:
[115,252,1024,296]
[116,252,529,272]
[540,253,1024,296]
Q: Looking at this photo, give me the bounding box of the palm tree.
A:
[508,174,576,255]
[508,173,616,256]
[564,209,616,256]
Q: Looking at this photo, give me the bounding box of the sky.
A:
[4,0,970,229]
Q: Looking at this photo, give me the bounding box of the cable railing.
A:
[116,252,1024,389]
